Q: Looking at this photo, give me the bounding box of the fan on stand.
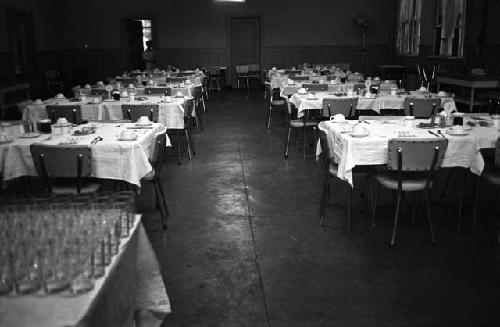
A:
[352,15,373,75]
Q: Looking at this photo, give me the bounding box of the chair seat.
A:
[271,100,285,106]
[482,165,500,185]
[51,182,100,195]
[290,119,318,128]
[374,172,432,191]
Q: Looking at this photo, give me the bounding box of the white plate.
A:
[135,122,153,127]
[18,132,41,138]
[446,129,468,136]
[349,132,370,138]
[117,136,138,141]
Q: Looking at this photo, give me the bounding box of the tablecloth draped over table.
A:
[317,119,486,187]
[0,123,165,186]
[0,216,170,327]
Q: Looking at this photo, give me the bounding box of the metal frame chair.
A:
[302,83,328,92]
[266,86,286,129]
[284,107,318,160]
[321,98,358,120]
[30,144,100,195]
[472,137,500,239]
[145,87,171,95]
[122,104,159,123]
[236,65,250,90]
[45,105,82,124]
[403,97,440,118]
[142,131,169,230]
[370,138,448,246]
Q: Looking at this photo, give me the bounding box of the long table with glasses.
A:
[0,204,170,327]
[289,91,457,116]
[0,122,167,186]
[23,95,187,129]
[317,114,498,186]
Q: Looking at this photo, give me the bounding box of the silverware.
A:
[41,136,52,142]
[437,130,445,138]
[428,130,439,138]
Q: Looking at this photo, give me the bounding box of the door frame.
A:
[227,14,263,87]
[121,16,158,69]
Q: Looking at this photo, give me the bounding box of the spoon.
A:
[437,130,445,138]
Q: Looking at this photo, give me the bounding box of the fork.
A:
[437,130,445,138]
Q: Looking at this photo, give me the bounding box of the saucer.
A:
[446,128,468,136]
[135,122,153,127]
[117,135,138,141]
[349,132,370,138]
[18,132,41,138]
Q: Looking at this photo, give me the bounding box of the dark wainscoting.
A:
[30,44,392,89]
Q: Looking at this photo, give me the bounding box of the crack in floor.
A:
[238,135,272,327]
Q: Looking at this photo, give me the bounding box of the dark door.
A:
[5,8,36,85]
[123,19,144,70]
[230,17,260,87]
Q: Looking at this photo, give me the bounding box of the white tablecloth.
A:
[0,215,170,327]
[23,96,186,129]
[317,118,494,186]
[289,92,456,117]
[0,122,166,186]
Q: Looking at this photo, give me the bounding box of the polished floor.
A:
[140,89,500,327]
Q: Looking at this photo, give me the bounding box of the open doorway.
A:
[230,16,260,88]
[123,18,154,70]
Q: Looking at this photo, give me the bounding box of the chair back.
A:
[165,77,185,83]
[358,115,403,121]
[145,87,170,95]
[121,104,159,122]
[404,97,440,118]
[387,138,448,172]
[193,85,203,101]
[177,72,194,77]
[236,65,249,74]
[248,64,260,73]
[352,83,365,93]
[322,98,358,118]
[291,76,309,81]
[46,105,82,124]
[302,83,328,92]
[318,129,333,170]
[183,98,195,117]
[30,144,93,193]
[285,70,301,76]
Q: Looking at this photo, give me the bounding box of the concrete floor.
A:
[139,89,500,327]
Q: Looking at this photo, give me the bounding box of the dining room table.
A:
[288,90,456,117]
[0,121,168,187]
[22,94,188,130]
[317,114,499,186]
[0,213,171,327]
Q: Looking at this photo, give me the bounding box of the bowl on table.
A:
[350,125,370,137]
[136,116,152,126]
[330,114,346,123]
[119,130,137,141]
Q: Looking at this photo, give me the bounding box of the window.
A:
[395,0,422,55]
[434,0,465,57]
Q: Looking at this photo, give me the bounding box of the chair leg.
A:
[266,105,272,128]
[472,175,480,234]
[152,180,168,230]
[424,189,437,245]
[440,168,454,198]
[319,178,330,226]
[302,127,306,161]
[390,190,403,246]
[184,129,193,160]
[346,185,352,236]
[456,168,465,234]
[284,126,292,159]
[156,176,170,218]
[369,179,378,229]
[177,130,181,165]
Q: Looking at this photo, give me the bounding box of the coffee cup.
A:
[404,116,415,128]
[37,119,52,134]
[55,93,65,99]
[57,117,69,125]
[330,114,346,122]
[137,116,150,125]
[129,93,136,101]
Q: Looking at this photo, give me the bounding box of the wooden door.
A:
[230,17,260,87]
[123,19,144,70]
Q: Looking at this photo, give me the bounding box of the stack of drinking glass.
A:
[0,191,136,296]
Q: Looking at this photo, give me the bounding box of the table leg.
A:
[470,87,475,112]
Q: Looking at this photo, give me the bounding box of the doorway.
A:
[230,17,260,88]
[123,18,154,70]
[5,8,36,84]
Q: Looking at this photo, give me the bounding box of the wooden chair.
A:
[142,131,169,230]
[45,105,82,124]
[472,137,500,239]
[122,104,159,123]
[404,97,440,118]
[236,65,250,90]
[30,144,100,195]
[370,138,448,246]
